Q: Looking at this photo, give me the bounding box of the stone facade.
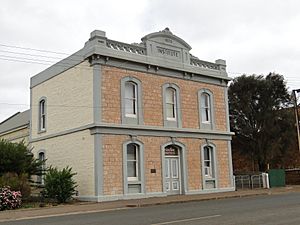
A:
[28,28,234,201]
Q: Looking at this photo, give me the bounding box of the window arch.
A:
[198,89,215,130]
[38,97,47,132]
[162,83,182,128]
[123,140,144,194]
[121,77,143,125]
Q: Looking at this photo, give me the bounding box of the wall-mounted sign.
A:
[165,146,179,156]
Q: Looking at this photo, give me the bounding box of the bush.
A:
[0,186,22,211]
[0,173,31,199]
[0,139,44,176]
[43,166,77,203]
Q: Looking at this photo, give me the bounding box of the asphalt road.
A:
[2,192,300,225]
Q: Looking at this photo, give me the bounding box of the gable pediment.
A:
[141,28,192,63]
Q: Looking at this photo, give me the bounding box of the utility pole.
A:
[293,89,300,153]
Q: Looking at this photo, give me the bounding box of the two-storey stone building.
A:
[29,28,234,201]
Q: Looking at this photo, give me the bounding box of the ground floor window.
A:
[37,151,45,185]
[127,144,139,182]
[202,145,216,189]
[123,141,144,194]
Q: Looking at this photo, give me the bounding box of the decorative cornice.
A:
[30,123,234,143]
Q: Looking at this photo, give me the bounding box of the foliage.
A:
[0,173,31,199]
[0,139,45,177]
[43,166,77,203]
[229,73,296,171]
[0,186,22,211]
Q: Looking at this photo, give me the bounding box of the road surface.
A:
[2,192,300,225]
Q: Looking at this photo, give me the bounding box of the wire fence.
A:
[235,174,265,190]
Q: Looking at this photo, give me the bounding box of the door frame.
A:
[161,141,188,195]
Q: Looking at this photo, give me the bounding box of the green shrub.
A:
[0,173,31,199]
[0,139,44,176]
[43,166,77,203]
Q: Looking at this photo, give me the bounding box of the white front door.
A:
[165,157,180,195]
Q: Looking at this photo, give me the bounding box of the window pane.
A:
[205,161,210,167]
[204,94,209,107]
[125,99,134,115]
[41,115,45,129]
[203,146,214,178]
[205,108,210,121]
[40,100,45,114]
[166,88,175,103]
[39,152,44,161]
[127,161,137,177]
[166,103,175,118]
[125,82,134,98]
[127,144,136,160]
[204,147,210,160]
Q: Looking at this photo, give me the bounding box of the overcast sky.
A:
[0,0,299,122]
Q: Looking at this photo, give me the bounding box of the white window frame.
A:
[127,144,139,182]
[201,93,211,123]
[39,99,46,131]
[165,87,177,121]
[203,146,213,178]
[37,151,45,185]
[123,140,145,195]
[125,81,137,118]
[162,83,182,128]
[121,77,143,125]
[198,89,215,130]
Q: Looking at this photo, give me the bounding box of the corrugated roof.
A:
[0,110,30,134]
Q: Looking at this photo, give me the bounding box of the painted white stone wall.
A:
[32,130,95,197]
[31,60,93,139]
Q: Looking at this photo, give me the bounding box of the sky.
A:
[0,0,300,122]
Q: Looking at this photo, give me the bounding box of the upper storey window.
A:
[125,82,137,118]
[39,98,46,132]
[198,89,215,130]
[162,83,181,128]
[121,77,143,125]
[201,93,211,123]
[165,88,176,121]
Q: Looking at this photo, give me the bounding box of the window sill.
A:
[166,118,176,121]
[204,177,216,181]
[125,114,137,118]
[38,130,46,134]
[127,180,142,184]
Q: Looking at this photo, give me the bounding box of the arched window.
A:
[203,146,213,178]
[123,140,144,194]
[165,87,177,121]
[201,93,211,123]
[39,98,46,132]
[127,143,139,181]
[121,77,143,125]
[162,83,181,128]
[198,89,215,130]
[124,82,137,118]
[201,144,217,189]
[37,151,45,185]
